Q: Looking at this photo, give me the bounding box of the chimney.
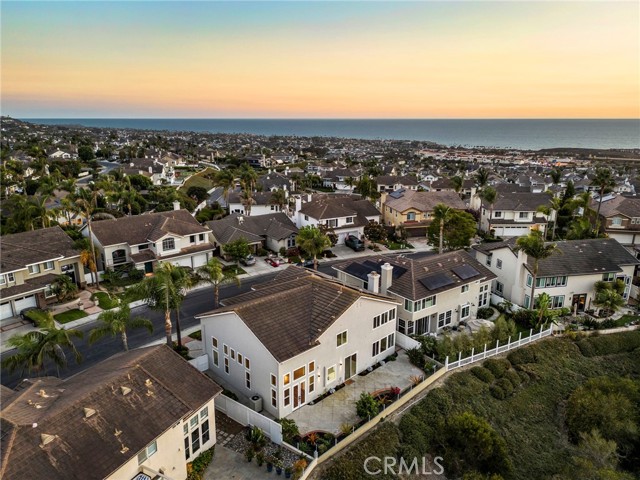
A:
[295,196,302,214]
[173,200,180,211]
[367,271,380,294]
[380,263,393,294]
[238,216,244,225]
[148,166,153,173]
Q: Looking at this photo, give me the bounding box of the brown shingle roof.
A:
[0,345,221,480]
[1,226,79,273]
[90,209,208,247]
[384,190,466,213]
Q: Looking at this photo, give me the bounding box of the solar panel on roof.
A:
[344,263,372,282]
[389,188,406,199]
[452,264,480,280]
[419,272,455,291]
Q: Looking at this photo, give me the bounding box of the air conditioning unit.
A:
[249,395,263,412]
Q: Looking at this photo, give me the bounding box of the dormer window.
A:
[162,238,175,251]
[519,212,529,219]
[611,217,623,226]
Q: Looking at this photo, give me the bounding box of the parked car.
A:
[266,258,279,267]
[20,307,40,326]
[345,235,365,252]
[240,254,256,266]
[296,258,316,268]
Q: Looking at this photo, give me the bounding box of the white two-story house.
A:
[333,251,496,336]
[473,238,639,313]
[84,204,214,275]
[196,267,399,419]
[479,191,554,238]
[291,194,381,245]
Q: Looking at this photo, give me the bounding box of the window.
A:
[44,285,55,298]
[602,272,615,282]
[44,261,54,271]
[201,419,210,445]
[380,336,387,351]
[304,215,309,221]
[200,407,208,420]
[404,298,414,312]
[211,337,218,349]
[346,217,354,224]
[245,371,251,389]
[190,235,196,244]
[308,361,315,372]
[437,310,452,328]
[524,294,531,309]
[271,374,277,387]
[337,331,347,347]
[28,264,41,274]
[372,341,380,357]
[139,243,149,250]
[6,273,14,283]
[526,274,532,287]
[496,259,503,269]
[612,217,623,226]
[461,285,469,293]
[387,333,395,348]
[237,353,243,365]
[191,428,200,453]
[230,349,235,360]
[162,238,175,251]
[327,366,336,383]
[271,389,277,408]
[413,296,436,312]
[224,358,229,374]
[309,374,315,393]
[494,211,502,218]
[293,366,306,380]
[327,219,338,228]
[551,295,565,309]
[461,304,470,319]
[283,373,290,385]
[398,319,406,334]
[496,281,504,294]
[284,388,290,406]
[213,350,219,367]
[536,276,568,288]
[137,440,158,464]
[199,233,205,241]
[0,276,4,286]
[223,344,228,355]
[486,256,492,267]
[184,436,190,460]
[245,358,250,370]
[407,212,416,221]
[519,212,529,219]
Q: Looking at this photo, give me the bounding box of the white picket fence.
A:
[445,325,553,371]
[215,394,283,445]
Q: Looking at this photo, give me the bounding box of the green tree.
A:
[51,274,78,302]
[432,203,452,254]
[75,190,101,289]
[363,221,388,244]
[355,176,379,202]
[451,175,464,194]
[550,168,562,184]
[591,167,616,234]
[355,392,380,419]
[480,187,497,237]
[223,238,251,272]
[296,226,331,270]
[197,257,240,309]
[269,189,287,212]
[475,167,490,190]
[514,230,559,309]
[78,145,95,162]
[89,304,153,351]
[186,186,209,203]
[566,217,596,240]
[593,280,626,318]
[535,292,552,328]
[427,209,477,252]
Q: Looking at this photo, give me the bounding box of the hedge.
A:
[503,370,522,389]
[576,331,640,357]
[507,346,537,366]
[483,359,512,379]
[471,366,495,384]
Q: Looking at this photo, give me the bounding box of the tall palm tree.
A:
[75,190,100,289]
[536,195,563,240]
[132,262,189,347]
[480,187,497,236]
[215,170,235,211]
[514,230,559,309]
[432,203,452,254]
[269,189,287,213]
[197,258,240,309]
[89,304,153,351]
[566,217,595,240]
[1,321,83,378]
[296,226,331,271]
[451,176,463,195]
[475,167,490,190]
[590,167,616,234]
[240,190,255,216]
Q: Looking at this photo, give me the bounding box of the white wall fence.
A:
[445,325,553,371]
[396,332,421,350]
[188,354,209,372]
[491,292,523,311]
[215,394,283,445]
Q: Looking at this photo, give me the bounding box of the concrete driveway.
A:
[204,445,272,480]
[287,352,424,435]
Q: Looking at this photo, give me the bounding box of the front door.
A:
[144,262,153,274]
[344,353,357,380]
[572,294,587,312]
[293,381,306,409]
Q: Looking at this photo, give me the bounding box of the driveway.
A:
[203,445,272,480]
[287,351,424,435]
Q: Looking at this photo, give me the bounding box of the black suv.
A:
[20,307,40,326]
[345,235,365,252]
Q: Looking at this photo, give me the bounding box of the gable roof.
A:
[206,212,298,245]
[1,226,79,273]
[198,267,397,362]
[599,195,640,219]
[384,190,466,213]
[299,195,380,223]
[0,345,221,480]
[90,209,207,246]
[484,192,552,211]
[334,251,496,301]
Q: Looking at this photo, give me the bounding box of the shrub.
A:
[503,370,522,389]
[507,347,537,366]
[222,389,238,401]
[476,307,494,320]
[471,366,495,384]
[577,331,640,357]
[517,370,530,384]
[490,384,506,400]
[406,347,425,367]
[419,335,438,357]
[277,418,299,444]
[483,358,512,379]
[495,377,514,397]
[356,392,380,420]
[187,446,215,480]
[511,309,538,329]
[127,267,144,281]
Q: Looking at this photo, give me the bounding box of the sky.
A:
[1,1,639,119]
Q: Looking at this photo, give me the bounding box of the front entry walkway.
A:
[287,351,424,435]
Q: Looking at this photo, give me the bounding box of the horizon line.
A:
[13,117,640,121]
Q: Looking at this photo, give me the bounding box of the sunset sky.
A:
[1,1,639,119]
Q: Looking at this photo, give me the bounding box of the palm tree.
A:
[480,187,497,236]
[269,189,287,213]
[1,321,83,378]
[296,226,331,271]
[240,190,255,216]
[451,175,463,195]
[590,168,616,234]
[76,190,101,289]
[197,258,240,309]
[132,262,189,347]
[514,230,559,309]
[593,280,625,318]
[89,304,153,351]
[432,203,452,254]
[475,167,490,190]
[52,275,78,302]
[215,170,235,211]
[566,217,595,240]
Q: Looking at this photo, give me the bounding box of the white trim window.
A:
[611,217,623,226]
[184,407,210,460]
[162,237,175,251]
[137,440,158,464]
[460,304,470,319]
[496,259,503,269]
[336,331,348,347]
[28,264,41,274]
[437,310,452,328]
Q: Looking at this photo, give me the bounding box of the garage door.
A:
[192,253,208,268]
[1,302,14,320]
[14,295,37,313]
[171,257,193,268]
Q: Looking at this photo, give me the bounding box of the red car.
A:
[266,258,279,267]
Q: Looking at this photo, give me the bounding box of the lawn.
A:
[25,309,52,327]
[189,330,202,341]
[54,309,88,324]
[179,168,218,191]
[92,291,119,310]
[386,241,414,250]
[615,314,640,326]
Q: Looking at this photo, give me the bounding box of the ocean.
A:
[23,118,640,151]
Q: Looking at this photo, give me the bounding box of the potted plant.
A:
[292,459,307,480]
[256,452,265,467]
[275,459,283,475]
[284,466,292,478]
[245,447,255,463]
[266,456,274,473]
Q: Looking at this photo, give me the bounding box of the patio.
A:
[286,351,424,435]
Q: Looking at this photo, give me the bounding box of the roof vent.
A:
[115,428,122,437]
[145,379,153,387]
[146,389,155,397]
[120,446,129,454]
[83,408,96,418]
[121,386,131,396]
[40,434,56,447]
[37,389,49,398]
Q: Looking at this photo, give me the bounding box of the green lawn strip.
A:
[179,168,217,191]
[53,309,88,324]
[92,291,119,310]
